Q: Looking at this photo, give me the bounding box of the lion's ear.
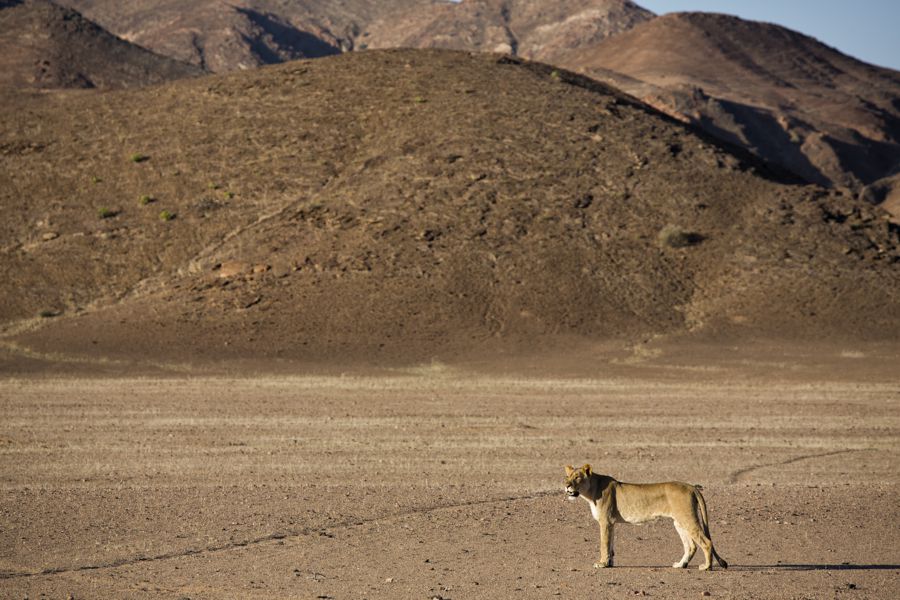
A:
[564,465,575,476]
[583,463,592,475]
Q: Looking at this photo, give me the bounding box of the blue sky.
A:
[636,0,900,70]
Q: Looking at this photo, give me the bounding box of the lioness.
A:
[564,464,728,571]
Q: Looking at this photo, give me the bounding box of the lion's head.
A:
[564,464,592,500]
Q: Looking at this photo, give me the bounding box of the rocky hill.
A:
[1,50,897,369]
[0,0,203,89]
[558,12,900,216]
[56,0,429,72]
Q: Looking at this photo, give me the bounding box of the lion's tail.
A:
[694,486,728,569]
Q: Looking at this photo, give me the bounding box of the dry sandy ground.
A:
[1,372,898,599]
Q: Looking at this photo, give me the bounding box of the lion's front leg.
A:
[594,520,615,568]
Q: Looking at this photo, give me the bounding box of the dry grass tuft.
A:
[658,224,704,248]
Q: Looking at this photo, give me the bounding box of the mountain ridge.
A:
[57,0,429,72]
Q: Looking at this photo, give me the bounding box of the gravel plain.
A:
[1,373,898,599]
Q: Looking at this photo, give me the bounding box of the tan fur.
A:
[564,464,728,571]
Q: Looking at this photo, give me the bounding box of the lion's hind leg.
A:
[673,515,714,570]
[693,486,727,569]
[672,522,696,568]
[687,526,714,571]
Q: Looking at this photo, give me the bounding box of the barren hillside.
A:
[1,50,897,369]
[558,13,900,214]
[0,0,203,90]
[57,0,431,72]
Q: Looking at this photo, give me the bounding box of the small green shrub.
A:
[38,309,59,318]
[139,195,155,205]
[97,207,118,219]
[413,96,427,103]
[159,210,176,221]
[130,153,149,163]
[91,176,103,184]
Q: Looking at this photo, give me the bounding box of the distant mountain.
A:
[557,12,900,215]
[361,0,653,63]
[54,0,654,73]
[56,0,430,72]
[0,0,202,90]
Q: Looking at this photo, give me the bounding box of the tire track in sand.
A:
[727,449,859,484]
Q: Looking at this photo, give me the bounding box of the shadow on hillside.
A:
[696,97,830,187]
[237,7,341,62]
[498,56,809,188]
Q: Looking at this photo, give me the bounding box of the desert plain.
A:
[1,350,899,599]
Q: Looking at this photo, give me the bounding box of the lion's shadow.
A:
[615,564,900,571]
[737,564,900,571]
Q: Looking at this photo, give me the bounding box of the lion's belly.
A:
[614,483,675,523]
[616,508,666,524]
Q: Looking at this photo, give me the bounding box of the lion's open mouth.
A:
[566,490,579,499]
